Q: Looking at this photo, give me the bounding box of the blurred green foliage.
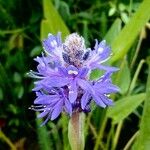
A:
[0,0,150,150]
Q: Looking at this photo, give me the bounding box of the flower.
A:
[29,32,119,125]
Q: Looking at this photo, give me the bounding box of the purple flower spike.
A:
[29,32,119,125]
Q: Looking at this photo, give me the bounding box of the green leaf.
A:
[133,59,150,150]
[110,0,150,63]
[108,7,116,16]
[107,93,146,124]
[0,88,3,100]
[40,0,70,40]
[36,116,52,150]
[115,58,131,94]
[90,69,104,80]
[104,18,122,46]
[30,46,42,57]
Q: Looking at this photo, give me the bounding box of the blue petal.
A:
[94,83,120,94]
[41,77,69,87]
[37,111,49,118]
[42,33,61,52]
[92,94,106,108]
[77,79,95,94]
[68,79,78,103]
[77,67,89,78]
[96,64,119,72]
[99,95,114,106]
[51,101,63,120]
[34,95,59,104]
[40,113,52,126]
[58,66,68,76]
[67,65,79,75]
[81,91,91,109]
[65,99,72,116]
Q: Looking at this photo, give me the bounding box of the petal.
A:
[92,94,106,108]
[64,99,72,116]
[97,72,112,82]
[77,79,95,94]
[58,66,68,76]
[42,77,69,87]
[81,91,91,109]
[69,79,78,103]
[56,32,62,46]
[67,65,79,75]
[42,33,59,51]
[34,95,59,104]
[99,95,114,106]
[78,67,89,78]
[95,65,119,73]
[40,113,51,126]
[51,101,63,120]
[94,83,120,94]
[94,40,111,62]
[37,111,49,118]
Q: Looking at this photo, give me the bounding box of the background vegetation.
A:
[0,0,150,149]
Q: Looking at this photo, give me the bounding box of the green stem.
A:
[130,29,144,69]
[106,124,114,150]
[128,59,145,95]
[112,121,123,150]
[0,130,16,150]
[123,131,139,150]
[94,117,107,150]
[68,112,85,150]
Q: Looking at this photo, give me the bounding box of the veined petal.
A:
[40,113,52,126]
[68,79,78,103]
[37,111,49,118]
[94,40,111,62]
[95,64,119,72]
[99,94,114,106]
[51,101,63,120]
[64,99,72,116]
[81,91,91,109]
[94,83,120,94]
[58,66,68,76]
[93,95,106,108]
[67,65,79,75]
[42,33,61,51]
[78,67,89,78]
[34,95,59,104]
[77,79,95,94]
[42,77,69,87]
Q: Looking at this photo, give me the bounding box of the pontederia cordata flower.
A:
[29,32,119,125]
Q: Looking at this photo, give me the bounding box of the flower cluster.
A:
[29,32,119,125]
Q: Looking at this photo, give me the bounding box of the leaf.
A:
[133,59,150,150]
[90,69,104,80]
[110,0,150,63]
[30,46,42,57]
[107,93,146,124]
[116,58,131,94]
[36,115,52,150]
[40,0,70,40]
[104,18,122,46]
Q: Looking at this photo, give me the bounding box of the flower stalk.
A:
[68,112,85,150]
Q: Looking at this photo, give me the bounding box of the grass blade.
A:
[133,58,150,150]
[110,0,150,63]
